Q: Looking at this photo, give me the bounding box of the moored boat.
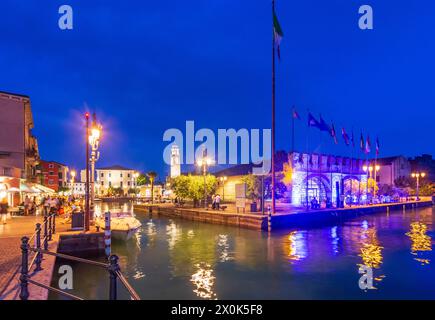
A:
[95,212,142,241]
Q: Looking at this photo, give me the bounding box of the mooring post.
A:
[19,236,30,300]
[267,205,272,233]
[35,223,43,271]
[105,211,111,257]
[43,215,48,250]
[109,254,120,300]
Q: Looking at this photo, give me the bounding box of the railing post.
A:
[43,215,48,250]
[19,236,30,300]
[48,213,52,241]
[108,254,120,300]
[35,223,43,271]
[52,212,56,235]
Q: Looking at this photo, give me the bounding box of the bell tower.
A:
[170,144,181,178]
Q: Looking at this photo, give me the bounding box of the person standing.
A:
[0,196,8,224]
[215,194,221,210]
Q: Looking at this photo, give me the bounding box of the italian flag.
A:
[273,10,283,60]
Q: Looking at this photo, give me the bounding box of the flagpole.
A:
[291,106,295,153]
[271,0,276,214]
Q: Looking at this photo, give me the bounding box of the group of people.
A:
[211,194,221,210]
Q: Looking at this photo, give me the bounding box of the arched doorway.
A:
[302,174,331,206]
[342,175,360,205]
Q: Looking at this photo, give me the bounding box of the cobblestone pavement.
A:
[0,216,69,299]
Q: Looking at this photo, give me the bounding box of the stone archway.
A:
[302,173,331,205]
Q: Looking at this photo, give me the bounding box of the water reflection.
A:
[330,226,340,255]
[406,222,432,265]
[53,204,435,300]
[217,234,233,262]
[357,222,385,285]
[166,220,182,250]
[190,263,217,299]
[284,231,308,262]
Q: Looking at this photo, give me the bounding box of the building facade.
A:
[0,91,40,206]
[39,160,69,192]
[375,156,411,186]
[0,91,39,181]
[65,181,86,196]
[95,165,138,195]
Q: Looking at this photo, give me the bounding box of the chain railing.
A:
[19,210,140,300]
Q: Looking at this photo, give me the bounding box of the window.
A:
[49,171,54,176]
[120,173,123,178]
[101,181,104,186]
[109,181,112,187]
[120,181,123,188]
[101,173,104,177]
[58,172,63,179]
[109,173,111,178]
[127,173,131,178]
[128,181,131,186]
[48,179,54,185]
[49,164,54,168]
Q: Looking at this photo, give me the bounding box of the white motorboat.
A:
[96,212,142,241]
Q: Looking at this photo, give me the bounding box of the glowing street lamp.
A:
[411,172,426,201]
[362,163,381,202]
[89,113,102,210]
[196,153,214,209]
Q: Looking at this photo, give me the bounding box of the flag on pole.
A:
[376,137,380,156]
[342,127,350,146]
[309,153,313,166]
[330,123,338,144]
[365,135,371,154]
[319,114,331,132]
[308,112,320,128]
[292,107,301,120]
[360,133,365,152]
[273,10,284,60]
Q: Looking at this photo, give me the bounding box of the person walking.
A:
[0,196,8,224]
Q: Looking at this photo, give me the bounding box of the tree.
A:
[241,174,262,202]
[171,174,218,207]
[136,174,148,186]
[147,171,157,203]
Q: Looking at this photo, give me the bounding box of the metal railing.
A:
[19,210,140,300]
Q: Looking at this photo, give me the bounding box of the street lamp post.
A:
[411,172,426,201]
[88,113,101,222]
[363,163,380,204]
[219,176,227,202]
[196,156,213,209]
[85,112,90,231]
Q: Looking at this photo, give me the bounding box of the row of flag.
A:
[293,108,380,156]
[273,7,380,157]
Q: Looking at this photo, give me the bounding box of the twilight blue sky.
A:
[0,0,434,177]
